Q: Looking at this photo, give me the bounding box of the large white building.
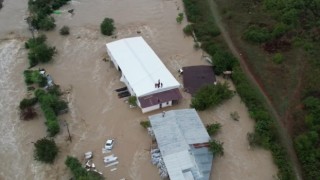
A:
[106,36,182,113]
[149,109,214,180]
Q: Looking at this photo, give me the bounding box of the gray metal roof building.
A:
[149,109,213,180]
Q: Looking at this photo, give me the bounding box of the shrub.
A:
[128,96,137,106]
[140,121,151,129]
[19,97,38,110]
[209,139,224,156]
[206,122,221,136]
[176,13,184,24]
[273,53,284,64]
[60,26,70,35]
[243,25,271,43]
[34,137,58,163]
[100,18,115,36]
[191,83,234,111]
[65,156,104,180]
[183,24,194,36]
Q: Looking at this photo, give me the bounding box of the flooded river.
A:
[0,0,277,179]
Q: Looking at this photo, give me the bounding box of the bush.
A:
[100,18,115,36]
[140,121,151,129]
[65,156,104,180]
[34,137,58,163]
[128,96,137,106]
[206,122,221,136]
[60,26,70,35]
[191,82,234,111]
[243,25,271,43]
[183,24,194,36]
[176,13,184,24]
[273,53,284,64]
[209,139,224,156]
[19,97,38,110]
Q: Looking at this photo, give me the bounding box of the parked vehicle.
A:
[105,139,114,150]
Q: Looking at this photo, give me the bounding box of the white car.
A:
[105,139,114,150]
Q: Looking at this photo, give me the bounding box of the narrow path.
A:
[206,0,302,179]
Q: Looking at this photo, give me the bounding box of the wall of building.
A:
[141,101,172,113]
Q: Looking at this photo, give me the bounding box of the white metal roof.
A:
[106,37,180,97]
[149,109,212,180]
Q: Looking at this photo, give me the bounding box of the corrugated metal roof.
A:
[149,109,213,180]
[106,36,180,97]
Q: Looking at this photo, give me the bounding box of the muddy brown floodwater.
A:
[0,0,277,180]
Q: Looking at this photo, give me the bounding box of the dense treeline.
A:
[182,0,295,179]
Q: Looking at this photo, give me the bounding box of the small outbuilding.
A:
[182,65,216,96]
[149,109,213,180]
[106,36,182,113]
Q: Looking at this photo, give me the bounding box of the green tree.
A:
[212,50,237,75]
[100,18,115,36]
[191,82,234,111]
[34,137,59,163]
